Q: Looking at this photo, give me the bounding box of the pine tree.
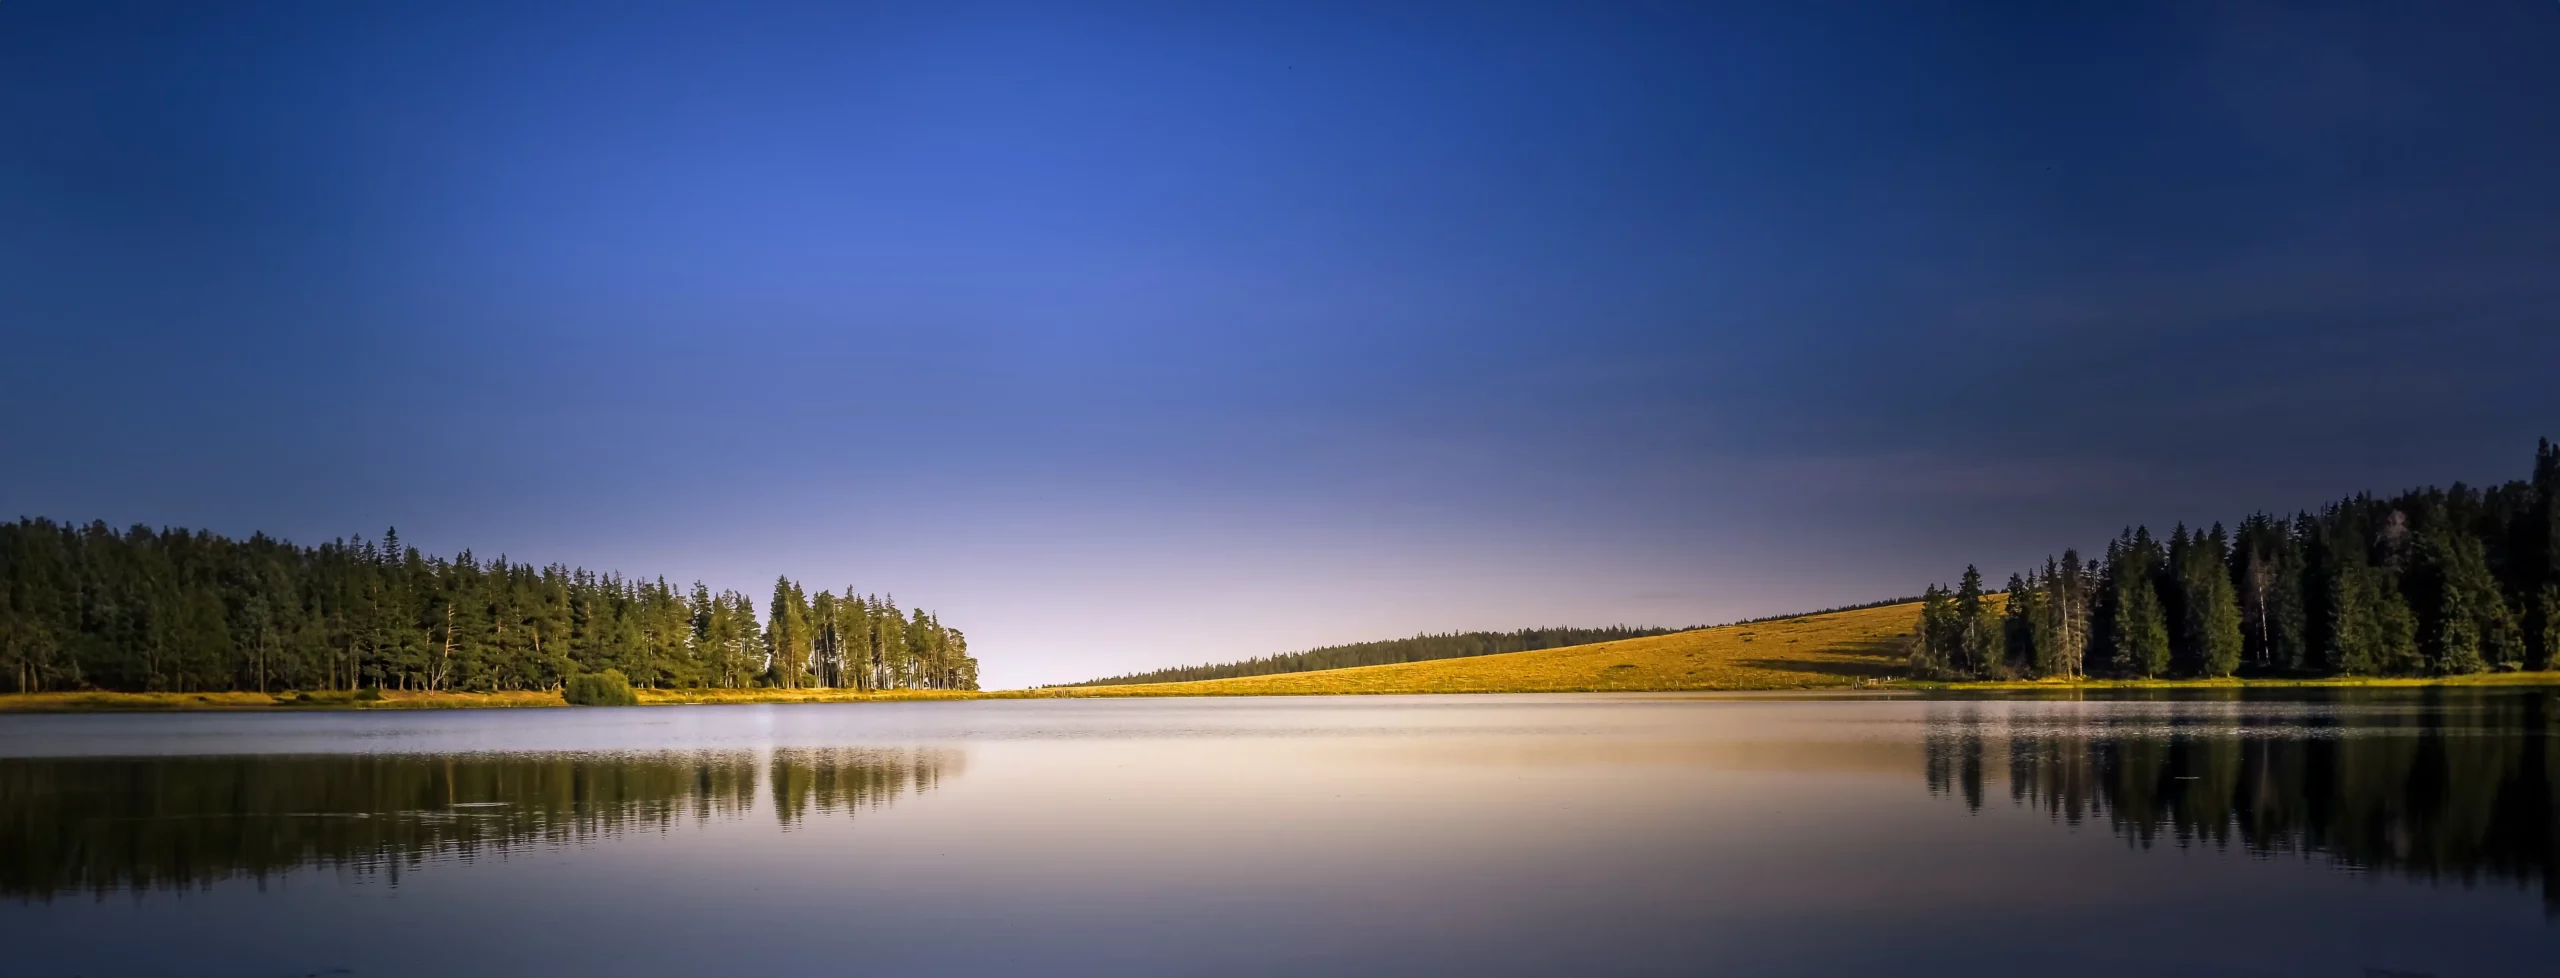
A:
[2110,530,2171,678]
[2538,586,2560,672]
[2274,517,2311,672]
[2531,439,2560,668]
[2032,559,2067,678]
[766,578,811,689]
[2376,585,2421,674]
[2164,525,2197,673]
[810,589,840,688]
[2003,571,2038,677]
[1954,566,1998,679]
[2235,515,2281,670]
[875,595,908,688]
[2189,524,2243,678]
[1912,585,1954,678]
[2052,549,2089,680]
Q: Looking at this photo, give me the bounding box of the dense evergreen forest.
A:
[1914,441,2560,680]
[1065,625,1678,686]
[0,522,978,694]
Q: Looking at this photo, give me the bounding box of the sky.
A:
[4,1,2557,688]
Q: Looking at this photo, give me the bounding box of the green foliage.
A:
[563,669,639,706]
[1952,566,2002,678]
[1918,440,2559,682]
[2536,586,2560,672]
[0,523,979,695]
[2182,525,2243,678]
[353,686,382,702]
[1911,585,1955,678]
[2104,531,2173,679]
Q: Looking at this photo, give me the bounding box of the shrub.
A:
[353,686,383,702]
[563,669,640,707]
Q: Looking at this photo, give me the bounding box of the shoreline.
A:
[1924,672,2560,692]
[9,669,2560,713]
[0,687,1020,713]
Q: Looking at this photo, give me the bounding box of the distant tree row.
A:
[0,522,977,693]
[1064,625,1677,687]
[1914,440,2560,680]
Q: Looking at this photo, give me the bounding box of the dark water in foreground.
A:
[0,691,2554,977]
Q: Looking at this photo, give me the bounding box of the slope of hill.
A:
[1061,625,1683,687]
[1057,601,1920,696]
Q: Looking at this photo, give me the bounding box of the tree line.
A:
[0,522,978,693]
[1064,625,1678,686]
[1914,440,2560,680]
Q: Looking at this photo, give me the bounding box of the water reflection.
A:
[0,748,963,898]
[1924,690,2560,907]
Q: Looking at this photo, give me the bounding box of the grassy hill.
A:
[1057,601,1922,697]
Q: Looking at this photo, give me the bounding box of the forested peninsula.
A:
[0,523,977,695]
[1915,440,2560,682]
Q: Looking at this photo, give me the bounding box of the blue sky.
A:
[5,1,2557,687]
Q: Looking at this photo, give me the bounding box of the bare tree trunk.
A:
[437,602,456,692]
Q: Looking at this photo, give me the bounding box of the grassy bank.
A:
[1053,602,1923,697]
[0,689,569,712]
[635,687,1021,706]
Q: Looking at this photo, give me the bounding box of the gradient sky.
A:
[5,1,2557,688]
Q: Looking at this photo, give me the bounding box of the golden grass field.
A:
[1055,602,1924,697]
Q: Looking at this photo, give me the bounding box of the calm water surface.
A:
[1,691,2554,977]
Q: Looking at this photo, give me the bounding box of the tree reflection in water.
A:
[1924,690,2560,908]
[0,747,964,898]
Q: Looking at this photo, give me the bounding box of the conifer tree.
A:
[2327,558,2378,675]
[2052,549,2090,679]
[2274,519,2311,672]
[810,589,840,688]
[2376,585,2421,674]
[2188,524,2244,677]
[2538,586,2560,672]
[2109,530,2172,678]
[2164,525,2197,673]
[2532,439,2560,668]
[766,578,811,689]
[1954,566,1998,679]
[1912,585,1954,678]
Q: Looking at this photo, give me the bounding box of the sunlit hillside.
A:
[1058,602,1921,696]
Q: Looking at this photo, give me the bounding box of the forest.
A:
[1913,440,2560,680]
[0,523,978,694]
[1064,625,1678,686]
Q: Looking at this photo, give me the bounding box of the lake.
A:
[1,690,2553,977]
